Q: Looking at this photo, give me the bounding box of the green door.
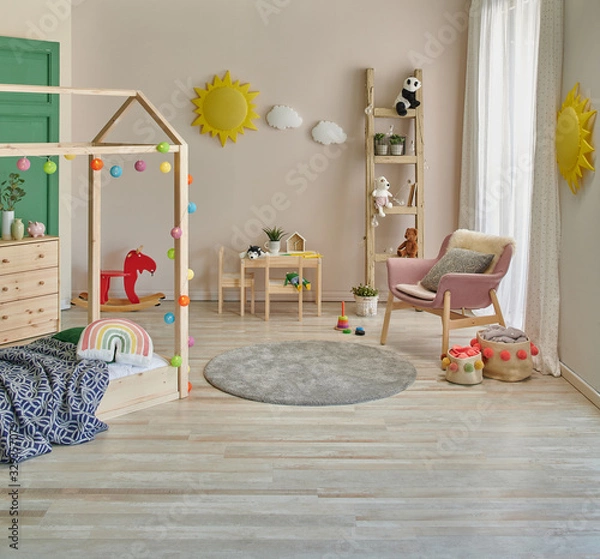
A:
[0,36,59,236]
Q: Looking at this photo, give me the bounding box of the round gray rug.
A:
[203,340,417,406]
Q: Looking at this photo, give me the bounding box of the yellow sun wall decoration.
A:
[192,71,260,147]
[556,83,596,194]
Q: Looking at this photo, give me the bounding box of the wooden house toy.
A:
[286,231,306,252]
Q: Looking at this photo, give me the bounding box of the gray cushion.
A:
[421,248,494,292]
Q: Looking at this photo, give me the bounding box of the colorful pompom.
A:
[530,343,539,356]
[500,350,511,361]
[516,349,528,360]
[474,360,484,370]
[483,347,494,359]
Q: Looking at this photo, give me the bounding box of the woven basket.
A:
[354,295,378,317]
[476,331,532,382]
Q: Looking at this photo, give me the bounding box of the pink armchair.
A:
[380,229,515,355]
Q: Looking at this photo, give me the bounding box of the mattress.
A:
[107,353,169,381]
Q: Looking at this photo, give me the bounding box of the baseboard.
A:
[560,362,600,410]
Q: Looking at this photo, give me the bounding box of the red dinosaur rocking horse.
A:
[72,246,165,312]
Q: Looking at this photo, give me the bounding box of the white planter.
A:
[264,240,281,255]
[390,143,404,155]
[375,144,389,156]
[354,295,378,317]
[2,210,14,241]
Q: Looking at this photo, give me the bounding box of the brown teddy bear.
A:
[397,227,418,258]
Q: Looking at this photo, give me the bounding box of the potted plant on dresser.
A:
[0,173,26,241]
[262,226,286,255]
[351,283,379,317]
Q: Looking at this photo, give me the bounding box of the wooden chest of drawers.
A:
[0,236,60,345]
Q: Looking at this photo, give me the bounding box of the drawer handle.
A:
[1,315,7,320]
[38,254,45,259]
[39,281,45,286]
[38,308,45,313]
[1,259,9,264]
[1,287,7,292]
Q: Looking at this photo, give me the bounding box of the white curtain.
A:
[524,0,563,377]
[459,0,541,330]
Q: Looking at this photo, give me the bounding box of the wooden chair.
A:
[380,229,515,355]
[218,246,255,315]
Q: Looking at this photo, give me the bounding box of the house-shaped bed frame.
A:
[0,84,189,419]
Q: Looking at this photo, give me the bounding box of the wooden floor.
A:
[3,300,600,558]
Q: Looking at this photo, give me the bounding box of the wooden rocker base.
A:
[71,292,166,312]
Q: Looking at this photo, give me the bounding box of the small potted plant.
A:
[350,283,379,317]
[0,173,26,240]
[389,134,406,156]
[262,226,286,255]
[374,133,388,156]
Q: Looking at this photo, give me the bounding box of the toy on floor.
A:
[355,326,365,336]
[72,246,165,312]
[372,176,393,217]
[397,227,418,258]
[335,301,350,330]
[284,272,311,291]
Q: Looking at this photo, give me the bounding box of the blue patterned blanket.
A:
[0,337,109,464]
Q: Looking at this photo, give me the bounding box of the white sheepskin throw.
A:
[447,229,515,272]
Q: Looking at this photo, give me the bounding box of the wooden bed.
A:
[0,84,190,420]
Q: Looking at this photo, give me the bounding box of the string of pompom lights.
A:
[16,141,196,370]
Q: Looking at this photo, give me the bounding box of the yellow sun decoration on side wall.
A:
[191,71,260,147]
[556,83,596,194]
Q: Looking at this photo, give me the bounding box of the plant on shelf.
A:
[389,134,406,155]
[350,283,379,297]
[0,173,26,211]
[262,226,286,241]
[374,133,388,155]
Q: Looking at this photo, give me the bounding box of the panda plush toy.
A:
[393,76,422,117]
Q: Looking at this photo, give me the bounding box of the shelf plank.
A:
[383,206,418,216]
[374,155,417,164]
[374,108,416,119]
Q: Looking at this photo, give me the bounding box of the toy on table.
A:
[397,227,418,258]
[335,301,350,330]
[72,246,165,312]
[372,176,393,217]
[393,76,422,116]
[240,245,265,259]
[284,272,311,291]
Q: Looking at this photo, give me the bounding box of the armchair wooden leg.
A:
[490,289,505,326]
[380,291,395,345]
[441,291,451,356]
[218,287,223,314]
[250,281,255,315]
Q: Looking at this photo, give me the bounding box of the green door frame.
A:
[0,36,59,235]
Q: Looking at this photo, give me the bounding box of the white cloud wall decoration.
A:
[311,121,347,145]
[266,105,303,130]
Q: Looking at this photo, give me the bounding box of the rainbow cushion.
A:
[77,318,153,366]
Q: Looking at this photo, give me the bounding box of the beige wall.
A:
[0,0,72,307]
[69,0,468,301]
[560,1,600,391]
